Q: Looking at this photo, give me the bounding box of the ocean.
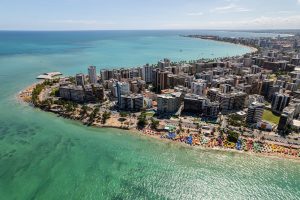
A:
[0,30,299,200]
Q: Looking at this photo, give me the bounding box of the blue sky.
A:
[1,0,300,30]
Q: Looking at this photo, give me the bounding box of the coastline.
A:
[184,35,259,54]
[17,83,37,103]
[133,128,300,162]
[17,86,300,162]
[16,35,300,162]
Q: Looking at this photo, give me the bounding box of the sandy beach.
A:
[17,84,300,162]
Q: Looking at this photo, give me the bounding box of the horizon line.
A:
[0,28,299,32]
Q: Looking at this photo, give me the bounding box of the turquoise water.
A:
[0,31,299,199]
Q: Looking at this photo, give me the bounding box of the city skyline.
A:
[1,0,300,30]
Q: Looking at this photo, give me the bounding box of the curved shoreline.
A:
[17,85,300,162]
[184,35,258,55]
[16,36,299,161]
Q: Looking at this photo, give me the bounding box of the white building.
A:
[191,80,207,96]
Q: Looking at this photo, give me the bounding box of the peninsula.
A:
[19,34,300,160]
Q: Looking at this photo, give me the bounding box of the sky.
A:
[0,0,300,30]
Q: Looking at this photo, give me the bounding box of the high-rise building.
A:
[293,90,300,99]
[88,66,97,84]
[142,64,153,83]
[120,94,144,111]
[271,92,290,114]
[248,94,264,106]
[213,91,246,113]
[157,92,181,114]
[246,102,264,124]
[75,73,85,86]
[207,88,219,102]
[220,84,232,94]
[116,82,130,106]
[251,65,261,74]
[260,79,273,98]
[183,94,220,118]
[204,102,220,118]
[183,94,207,114]
[100,69,109,81]
[268,85,281,101]
[191,80,207,96]
[100,69,113,81]
[155,70,170,92]
[157,58,171,70]
[129,68,140,79]
[278,106,295,133]
[196,71,213,83]
[59,84,104,103]
[243,57,253,68]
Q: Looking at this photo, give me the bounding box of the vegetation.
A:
[120,112,129,118]
[50,88,59,97]
[178,119,184,133]
[68,77,76,84]
[285,124,298,134]
[53,99,78,112]
[32,84,45,105]
[227,130,240,143]
[137,112,148,128]
[88,107,100,124]
[262,110,280,125]
[228,114,246,127]
[101,111,111,124]
[80,105,89,116]
[40,99,53,110]
[274,71,288,77]
[65,101,77,112]
[150,118,159,130]
[31,79,60,105]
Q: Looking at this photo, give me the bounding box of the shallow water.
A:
[0,30,299,199]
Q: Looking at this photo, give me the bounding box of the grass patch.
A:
[262,110,280,125]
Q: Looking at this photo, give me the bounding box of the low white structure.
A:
[37,72,62,79]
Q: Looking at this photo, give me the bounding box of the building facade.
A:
[246,102,264,124]
[88,66,97,84]
[157,92,181,114]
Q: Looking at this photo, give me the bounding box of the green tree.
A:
[81,105,88,116]
[89,107,100,124]
[150,118,159,130]
[227,130,239,143]
[102,111,111,124]
[50,88,59,97]
[120,112,129,118]
[137,113,148,128]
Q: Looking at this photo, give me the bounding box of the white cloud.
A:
[187,12,203,16]
[158,15,300,30]
[204,15,300,29]
[210,3,250,13]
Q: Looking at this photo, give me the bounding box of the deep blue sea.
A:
[0,30,299,200]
